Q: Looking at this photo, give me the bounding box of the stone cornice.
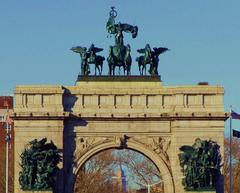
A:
[11,112,69,120]
[11,111,228,121]
[15,85,64,94]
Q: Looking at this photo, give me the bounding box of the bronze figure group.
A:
[71,7,169,76]
[19,138,61,190]
[179,138,221,190]
[71,44,105,76]
[136,44,169,76]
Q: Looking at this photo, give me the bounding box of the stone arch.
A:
[72,140,175,193]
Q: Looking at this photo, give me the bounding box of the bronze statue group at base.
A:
[71,7,169,76]
[19,138,61,191]
[179,138,221,191]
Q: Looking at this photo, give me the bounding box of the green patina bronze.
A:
[71,7,169,76]
[19,138,61,190]
[71,44,105,76]
[106,7,137,76]
[136,44,169,76]
[179,138,222,191]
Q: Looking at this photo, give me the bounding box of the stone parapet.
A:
[65,77,225,117]
[14,85,64,113]
[13,78,225,117]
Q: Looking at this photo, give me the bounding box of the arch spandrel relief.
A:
[74,135,171,167]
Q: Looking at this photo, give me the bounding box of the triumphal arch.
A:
[13,8,227,193]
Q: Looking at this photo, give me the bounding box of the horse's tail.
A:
[136,57,139,62]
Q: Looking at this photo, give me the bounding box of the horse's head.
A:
[145,44,151,50]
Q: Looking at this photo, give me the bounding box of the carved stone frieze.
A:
[75,135,131,159]
[75,137,104,157]
[130,136,171,166]
[151,137,171,162]
[77,137,96,150]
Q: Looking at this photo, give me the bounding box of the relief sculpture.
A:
[151,136,171,162]
[130,136,171,166]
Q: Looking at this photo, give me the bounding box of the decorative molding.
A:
[75,136,114,159]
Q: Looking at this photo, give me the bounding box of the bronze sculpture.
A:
[70,46,90,76]
[179,138,221,190]
[88,44,105,75]
[136,44,169,76]
[19,138,61,190]
[106,7,137,75]
[106,7,138,41]
[107,44,132,76]
[71,44,105,76]
[71,7,169,77]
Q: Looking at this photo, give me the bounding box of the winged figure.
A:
[150,47,169,75]
[70,46,90,75]
[136,44,169,75]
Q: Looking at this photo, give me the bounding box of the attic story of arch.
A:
[71,7,169,77]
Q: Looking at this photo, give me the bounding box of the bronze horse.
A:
[71,45,105,76]
[136,44,169,76]
[87,44,105,75]
[107,44,131,76]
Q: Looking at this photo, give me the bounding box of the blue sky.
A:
[0,0,239,133]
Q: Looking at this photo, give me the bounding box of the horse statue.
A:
[136,44,169,76]
[136,44,152,75]
[106,7,136,76]
[88,44,105,75]
[71,44,105,76]
[108,44,131,75]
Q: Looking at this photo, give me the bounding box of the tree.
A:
[114,149,163,193]
[0,147,6,192]
[224,137,240,193]
[74,149,163,193]
[75,149,163,193]
[74,149,116,193]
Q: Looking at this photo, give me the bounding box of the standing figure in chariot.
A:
[106,7,138,76]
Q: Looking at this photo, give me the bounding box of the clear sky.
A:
[0,0,240,133]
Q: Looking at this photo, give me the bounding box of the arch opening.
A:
[74,148,164,193]
[71,141,175,193]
